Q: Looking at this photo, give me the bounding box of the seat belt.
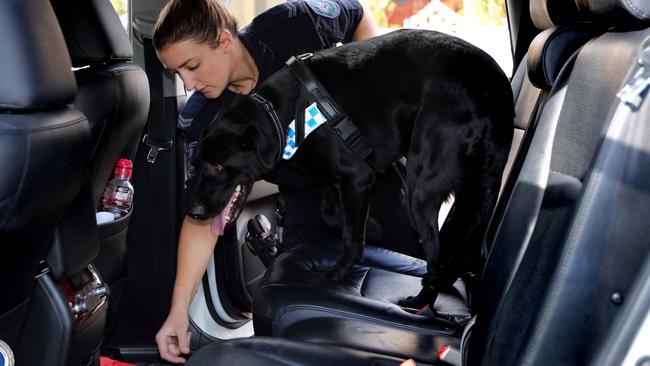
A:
[142,38,174,163]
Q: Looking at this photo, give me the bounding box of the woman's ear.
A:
[244,123,277,171]
[219,29,233,51]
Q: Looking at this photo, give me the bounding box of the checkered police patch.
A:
[283,102,328,159]
[305,0,340,19]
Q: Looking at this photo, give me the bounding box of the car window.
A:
[366,0,511,74]
[231,0,511,75]
[110,0,129,31]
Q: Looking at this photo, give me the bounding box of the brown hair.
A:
[153,0,239,51]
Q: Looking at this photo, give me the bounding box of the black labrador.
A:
[189,29,514,308]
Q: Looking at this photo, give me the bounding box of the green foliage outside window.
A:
[360,0,395,28]
[110,0,127,16]
[473,0,507,26]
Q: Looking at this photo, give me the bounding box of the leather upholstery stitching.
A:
[622,0,649,18]
[273,304,456,336]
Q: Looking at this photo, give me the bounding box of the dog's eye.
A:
[214,164,223,172]
[241,141,251,149]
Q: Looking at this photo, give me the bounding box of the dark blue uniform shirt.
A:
[179,0,365,245]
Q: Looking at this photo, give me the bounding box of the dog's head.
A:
[187,94,282,221]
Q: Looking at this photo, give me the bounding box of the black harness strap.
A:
[286,54,372,160]
[295,87,309,146]
[251,93,285,162]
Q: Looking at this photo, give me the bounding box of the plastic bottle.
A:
[101,158,134,219]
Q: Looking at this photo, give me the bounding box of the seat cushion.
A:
[186,337,437,366]
[253,242,470,337]
[282,318,459,364]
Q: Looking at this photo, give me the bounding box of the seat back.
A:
[51,0,150,208]
[51,0,150,287]
[469,0,650,363]
[479,0,600,310]
[0,0,90,353]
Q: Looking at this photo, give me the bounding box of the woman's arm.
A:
[156,215,218,363]
[352,6,381,41]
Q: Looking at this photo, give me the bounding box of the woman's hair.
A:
[153,0,239,51]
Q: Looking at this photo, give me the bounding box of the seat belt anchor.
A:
[142,134,173,164]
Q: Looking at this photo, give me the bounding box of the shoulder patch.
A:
[305,0,341,19]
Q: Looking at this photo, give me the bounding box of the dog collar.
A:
[283,102,327,159]
[250,93,285,163]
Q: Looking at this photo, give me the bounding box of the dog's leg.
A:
[437,139,508,310]
[396,170,454,309]
[397,211,444,310]
[326,179,372,281]
[397,119,463,310]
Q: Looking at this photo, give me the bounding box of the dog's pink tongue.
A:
[210,193,235,237]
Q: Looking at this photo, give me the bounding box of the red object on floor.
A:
[100,356,137,366]
[438,345,450,359]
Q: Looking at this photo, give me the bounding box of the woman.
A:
[153,0,379,362]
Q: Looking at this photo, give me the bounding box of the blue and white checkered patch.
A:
[282,102,327,159]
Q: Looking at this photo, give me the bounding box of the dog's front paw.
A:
[398,294,429,310]
[398,286,439,310]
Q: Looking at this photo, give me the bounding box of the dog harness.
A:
[282,102,328,159]
[286,54,372,160]
[251,54,372,163]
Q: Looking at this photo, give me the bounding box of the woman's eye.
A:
[187,64,199,71]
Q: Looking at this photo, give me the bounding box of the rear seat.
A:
[184,0,650,363]
[251,0,597,336]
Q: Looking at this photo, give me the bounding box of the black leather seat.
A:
[51,0,149,211]
[251,0,597,338]
[49,0,151,351]
[187,0,650,363]
[0,0,90,358]
[189,337,436,366]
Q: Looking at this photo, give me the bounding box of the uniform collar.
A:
[238,28,275,83]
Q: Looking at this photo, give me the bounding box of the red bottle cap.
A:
[114,158,133,177]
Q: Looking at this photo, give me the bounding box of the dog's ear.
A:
[245,123,278,171]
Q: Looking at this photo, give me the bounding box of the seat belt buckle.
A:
[438,345,461,366]
[142,134,173,164]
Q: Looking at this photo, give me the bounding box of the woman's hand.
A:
[155,307,192,363]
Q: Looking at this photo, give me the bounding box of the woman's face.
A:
[157,37,231,99]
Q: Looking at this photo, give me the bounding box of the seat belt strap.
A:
[142,38,174,164]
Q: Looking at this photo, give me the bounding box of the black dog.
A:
[190,29,514,308]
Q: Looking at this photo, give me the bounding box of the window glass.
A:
[110,0,129,31]
[228,0,511,74]
[361,0,511,74]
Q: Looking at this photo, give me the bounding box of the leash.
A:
[286,53,373,160]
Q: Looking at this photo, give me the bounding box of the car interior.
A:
[0,0,648,365]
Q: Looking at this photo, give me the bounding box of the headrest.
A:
[530,0,583,30]
[51,0,133,67]
[0,0,76,110]
[527,26,598,90]
[576,0,650,29]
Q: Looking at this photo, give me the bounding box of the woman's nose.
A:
[178,72,196,91]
